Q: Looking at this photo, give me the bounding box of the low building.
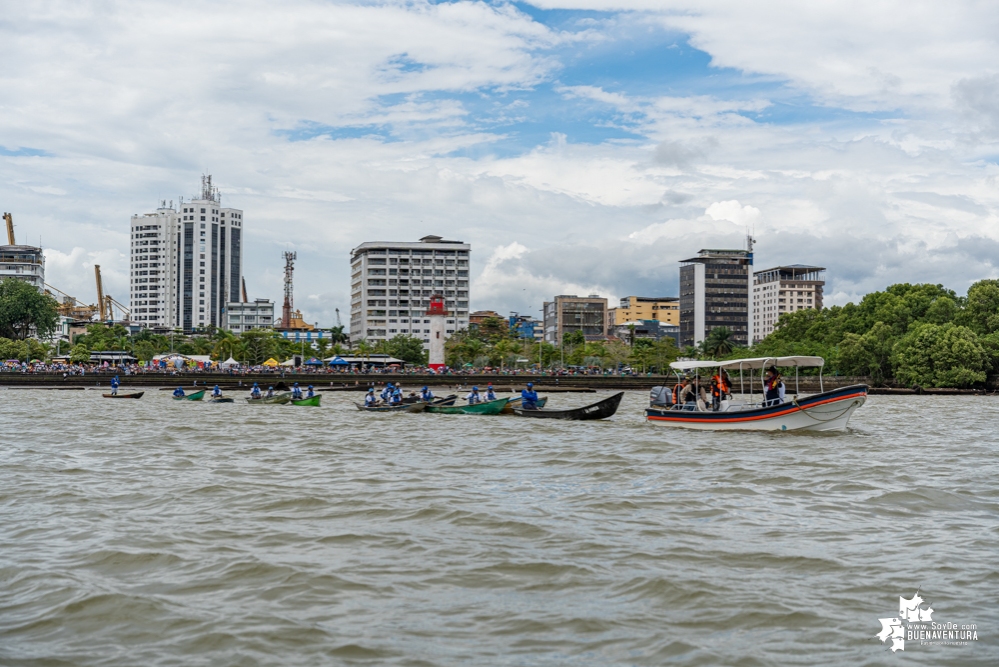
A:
[226,299,274,334]
[609,320,680,345]
[752,265,825,343]
[469,310,502,327]
[679,245,753,348]
[609,296,679,327]
[543,294,609,343]
[509,312,543,341]
[0,244,45,290]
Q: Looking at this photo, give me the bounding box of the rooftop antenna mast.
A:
[282,251,296,326]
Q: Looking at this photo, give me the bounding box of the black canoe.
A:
[102,391,144,399]
[511,392,623,420]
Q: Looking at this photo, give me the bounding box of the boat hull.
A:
[174,390,205,401]
[426,397,509,415]
[355,401,426,413]
[500,396,547,414]
[103,392,144,399]
[210,397,235,403]
[512,392,622,420]
[645,385,868,431]
[291,395,322,406]
[246,392,292,405]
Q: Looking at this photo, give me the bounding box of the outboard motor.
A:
[649,386,671,408]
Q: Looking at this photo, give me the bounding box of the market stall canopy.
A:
[262,358,279,367]
[327,356,349,366]
[279,358,296,366]
[219,357,240,368]
[304,357,324,366]
[671,356,825,372]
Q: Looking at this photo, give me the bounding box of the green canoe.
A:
[425,397,509,415]
[173,389,206,401]
[291,395,321,407]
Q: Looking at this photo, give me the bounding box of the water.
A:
[1,389,996,666]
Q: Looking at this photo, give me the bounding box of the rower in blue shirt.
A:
[250,382,261,399]
[306,385,315,398]
[173,386,186,398]
[521,382,539,409]
[466,386,481,404]
[420,386,434,402]
[292,382,302,400]
[110,375,120,396]
[380,383,394,401]
[485,383,497,401]
[212,385,222,398]
[390,385,403,404]
[364,388,378,407]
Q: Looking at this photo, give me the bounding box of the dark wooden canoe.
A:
[511,392,623,421]
[354,401,426,413]
[501,396,547,414]
[102,391,144,399]
[210,397,235,403]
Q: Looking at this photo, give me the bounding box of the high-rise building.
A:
[678,244,753,349]
[226,298,275,334]
[543,294,609,343]
[1,212,45,291]
[129,176,243,332]
[349,235,470,348]
[608,296,679,327]
[752,265,825,343]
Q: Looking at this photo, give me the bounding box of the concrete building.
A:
[226,298,275,334]
[609,320,679,345]
[608,296,679,327]
[0,245,45,290]
[469,310,502,327]
[543,295,609,344]
[509,312,543,341]
[752,265,825,343]
[129,175,244,332]
[679,243,753,349]
[349,235,470,348]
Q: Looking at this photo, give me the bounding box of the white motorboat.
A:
[645,356,867,431]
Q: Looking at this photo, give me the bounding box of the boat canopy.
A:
[670,355,825,372]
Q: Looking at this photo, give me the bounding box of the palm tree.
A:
[355,339,374,368]
[703,327,734,358]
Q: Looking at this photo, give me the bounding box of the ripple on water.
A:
[1,391,997,666]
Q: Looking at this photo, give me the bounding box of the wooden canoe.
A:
[246,392,293,405]
[291,395,322,406]
[500,396,547,414]
[102,391,144,399]
[512,392,623,420]
[173,390,206,401]
[425,397,510,415]
[355,401,426,413]
[210,397,235,403]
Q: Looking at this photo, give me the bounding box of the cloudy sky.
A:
[3,0,999,328]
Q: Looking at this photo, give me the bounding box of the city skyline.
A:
[3,2,999,329]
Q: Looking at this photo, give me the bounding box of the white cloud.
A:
[705,200,761,227]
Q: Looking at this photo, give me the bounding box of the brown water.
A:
[1,389,996,666]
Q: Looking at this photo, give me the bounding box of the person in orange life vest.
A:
[710,377,722,411]
[763,366,785,406]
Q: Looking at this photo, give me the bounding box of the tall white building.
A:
[129,176,244,332]
[349,235,470,348]
[752,265,825,343]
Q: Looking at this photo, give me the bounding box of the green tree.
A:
[892,323,988,388]
[134,341,156,362]
[0,279,59,340]
[702,326,734,358]
[0,337,28,360]
[386,334,427,365]
[958,279,999,335]
[69,343,90,363]
[240,329,277,365]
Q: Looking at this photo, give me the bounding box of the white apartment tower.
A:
[751,265,825,343]
[349,235,470,348]
[130,176,244,332]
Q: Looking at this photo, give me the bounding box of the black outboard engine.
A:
[649,385,672,408]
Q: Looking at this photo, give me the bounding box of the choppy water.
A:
[1,389,996,666]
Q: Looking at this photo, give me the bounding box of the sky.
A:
[3,0,999,329]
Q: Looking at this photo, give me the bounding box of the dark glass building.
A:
[679,248,753,349]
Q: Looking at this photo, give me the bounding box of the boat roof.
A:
[671,355,825,371]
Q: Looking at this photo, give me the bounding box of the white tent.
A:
[219,357,240,368]
[280,358,297,366]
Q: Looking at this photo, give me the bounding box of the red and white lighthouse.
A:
[425,294,448,372]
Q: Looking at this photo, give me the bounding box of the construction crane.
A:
[44,283,97,321]
[93,264,129,323]
[95,265,106,321]
[3,212,14,245]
